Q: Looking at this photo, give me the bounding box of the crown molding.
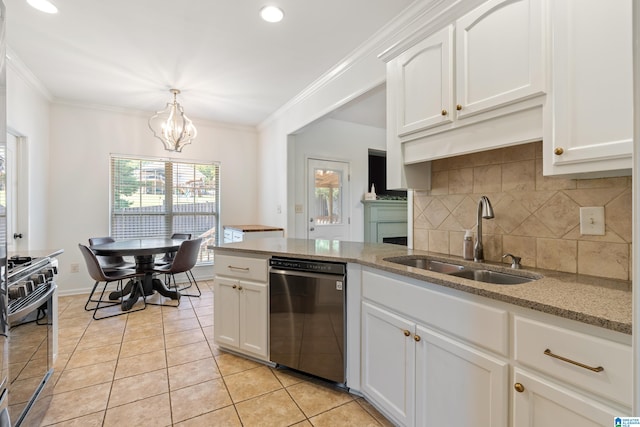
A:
[7,46,53,101]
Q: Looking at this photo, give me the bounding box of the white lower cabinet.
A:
[213,252,269,361]
[361,299,508,427]
[512,368,623,426]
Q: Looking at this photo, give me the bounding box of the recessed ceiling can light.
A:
[260,5,284,23]
[27,0,58,14]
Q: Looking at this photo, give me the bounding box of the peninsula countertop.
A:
[209,238,632,334]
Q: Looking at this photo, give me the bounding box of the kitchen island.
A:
[211,238,632,426]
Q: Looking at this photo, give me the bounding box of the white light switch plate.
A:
[580,207,605,235]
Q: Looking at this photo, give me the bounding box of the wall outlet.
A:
[70,263,80,273]
[580,206,605,235]
[295,204,304,214]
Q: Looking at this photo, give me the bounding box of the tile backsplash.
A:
[413,141,632,281]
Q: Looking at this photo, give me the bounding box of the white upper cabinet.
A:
[392,26,453,136]
[455,0,544,118]
[542,0,633,176]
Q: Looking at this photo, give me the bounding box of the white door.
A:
[306,158,350,241]
[6,133,20,252]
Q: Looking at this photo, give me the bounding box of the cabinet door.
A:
[512,368,627,426]
[238,280,268,359]
[455,0,544,118]
[391,25,453,136]
[213,277,240,348]
[361,302,415,426]
[543,0,632,176]
[416,326,508,427]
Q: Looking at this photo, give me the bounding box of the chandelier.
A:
[148,89,197,152]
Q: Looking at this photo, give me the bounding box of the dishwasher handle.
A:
[269,268,345,282]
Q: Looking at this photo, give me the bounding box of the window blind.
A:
[110,156,219,264]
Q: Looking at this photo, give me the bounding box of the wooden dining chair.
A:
[153,238,202,298]
[79,244,146,319]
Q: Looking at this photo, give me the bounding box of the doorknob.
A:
[13,233,23,239]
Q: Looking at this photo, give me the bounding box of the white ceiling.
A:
[5,0,412,127]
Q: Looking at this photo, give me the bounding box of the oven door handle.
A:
[8,283,57,325]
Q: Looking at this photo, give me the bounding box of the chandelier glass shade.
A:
[148,89,197,152]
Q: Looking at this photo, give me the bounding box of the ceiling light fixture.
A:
[27,0,58,14]
[260,6,284,23]
[148,89,197,153]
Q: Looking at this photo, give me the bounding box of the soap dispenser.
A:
[463,230,474,260]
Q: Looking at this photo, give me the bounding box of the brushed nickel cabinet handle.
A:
[543,349,604,372]
[228,265,250,271]
[514,383,525,393]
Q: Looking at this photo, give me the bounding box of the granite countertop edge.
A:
[209,239,632,335]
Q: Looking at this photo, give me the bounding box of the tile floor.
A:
[21,280,393,426]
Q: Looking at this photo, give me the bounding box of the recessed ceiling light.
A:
[27,0,58,14]
[260,6,284,23]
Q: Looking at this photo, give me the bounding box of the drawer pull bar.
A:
[228,265,250,272]
[543,349,604,372]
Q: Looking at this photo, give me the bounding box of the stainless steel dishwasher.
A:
[269,257,346,384]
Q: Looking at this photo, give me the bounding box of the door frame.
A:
[305,156,351,241]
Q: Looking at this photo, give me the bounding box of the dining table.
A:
[90,238,184,311]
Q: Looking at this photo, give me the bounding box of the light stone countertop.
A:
[209,238,632,335]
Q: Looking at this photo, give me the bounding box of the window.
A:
[110,155,219,264]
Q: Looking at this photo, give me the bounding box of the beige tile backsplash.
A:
[413,141,632,281]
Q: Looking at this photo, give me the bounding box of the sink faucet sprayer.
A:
[474,196,494,262]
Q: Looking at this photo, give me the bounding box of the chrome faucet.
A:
[474,196,494,262]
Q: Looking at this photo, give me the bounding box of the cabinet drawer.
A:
[514,316,631,407]
[362,270,508,355]
[214,253,268,282]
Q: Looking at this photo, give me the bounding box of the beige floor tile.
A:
[166,340,213,367]
[108,368,169,408]
[48,411,105,426]
[123,322,164,342]
[309,400,380,426]
[174,405,241,427]
[65,343,121,369]
[287,381,354,418]
[164,327,205,349]
[235,389,306,427]
[37,382,111,425]
[291,421,313,427]
[75,330,123,350]
[119,334,165,359]
[170,378,232,423]
[225,366,283,403]
[164,316,202,335]
[53,359,117,394]
[114,349,167,379]
[196,315,214,327]
[215,352,262,376]
[103,393,172,427]
[272,368,306,387]
[162,307,197,322]
[356,397,395,427]
[168,357,220,391]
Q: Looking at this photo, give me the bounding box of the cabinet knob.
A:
[232,284,237,289]
[554,147,564,155]
[238,286,243,291]
[403,329,410,337]
[456,104,462,111]
[413,335,421,342]
[441,109,447,116]
[514,383,525,393]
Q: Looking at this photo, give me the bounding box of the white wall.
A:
[46,103,259,294]
[291,118,385,240]
[7,63,51,251]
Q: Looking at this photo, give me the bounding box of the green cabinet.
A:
[362,200,407,244]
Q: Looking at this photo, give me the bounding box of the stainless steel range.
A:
[4,256,58,426]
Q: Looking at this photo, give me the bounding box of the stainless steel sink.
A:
[384,256,465,274]
[448,269,535,285]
